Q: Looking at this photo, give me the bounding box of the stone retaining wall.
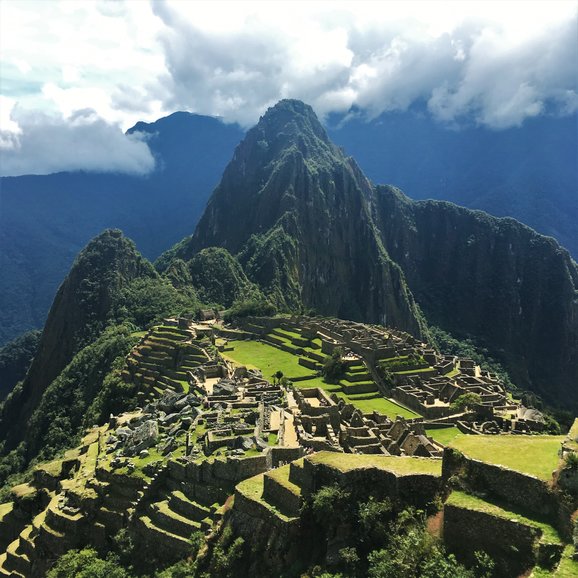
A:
[441,447,577,539]
[444,503,543,577]
[263,476,301,517]
[300,459,441,508]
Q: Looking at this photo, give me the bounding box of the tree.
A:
[273,370,284,385]
[322,348,346,383]
[47,548,131,578]
[450,393,482,413]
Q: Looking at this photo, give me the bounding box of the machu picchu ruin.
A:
[1,98,578,577]
[1,313,578,577]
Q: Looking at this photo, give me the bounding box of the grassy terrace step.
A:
[149,500,201,538]
[0,554,9,577]
[343,372,373,383]
[534,545,578,577]
[289,458,305,486]
[169,491,211,521]
[4,540,30,576]
[46,504,83,534]
[138,515,191,551]
[154,327,192,339]
[446,491,562,545]
[341,381,378,395]
[307,452,442,476]
[16,527,35,559]
[0,553,24,578]
[448,435,564,481]
[0,502,13,523]
[273,328,303,340]
[263,465,302,517]
[235,474,299,523]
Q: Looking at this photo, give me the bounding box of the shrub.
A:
[322,348,346,383]
[450,393,482,413]
[564,452,578,471]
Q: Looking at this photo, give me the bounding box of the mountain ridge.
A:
[169,99,578,409]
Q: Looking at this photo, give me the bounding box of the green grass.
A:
[394,367,434,375]
[0,501,13,520]
[309,452,442,476]
[272,328,302,340]
[131,330,147,339]
[224,340,313,379]
[293,376,418,418]
[236,474,296,521]
[448,435,564,480]
[224,340,419,418]
[552,546,578,577]
[447,491,562,544]
[426,427,465,445]
[266,464,301,495]
[336,393,418,418]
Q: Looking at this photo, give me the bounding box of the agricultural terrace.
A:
[308,452,442,475]
[448,435,564,480]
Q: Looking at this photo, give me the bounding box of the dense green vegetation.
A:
[112,277,198,329]
[450,393,482,413]
[0,324,139,489]
[239,225,302,311]
[189,247,261,308]
[0,329,41,399]
[47,548,131,578]
[0,230,205,486]
[302,486,492,578]
[322,348,346,383]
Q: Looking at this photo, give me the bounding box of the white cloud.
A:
[0,0,576,175]
[152,0,578,128]
[0,107,155,176]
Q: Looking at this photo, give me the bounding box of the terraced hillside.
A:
[0,315,576,577]
[124,320,214,404]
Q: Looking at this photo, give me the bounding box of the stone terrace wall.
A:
[444,503,541,577]
[300,459,441,508]
[232,486,303,577]
[441,447,576,537]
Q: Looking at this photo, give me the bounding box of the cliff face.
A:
[0,229,156,449]
[372,185,578,406]
[179,100,424,334]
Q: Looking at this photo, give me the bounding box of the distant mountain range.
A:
[0,113,244,346]
[0,106,576,347]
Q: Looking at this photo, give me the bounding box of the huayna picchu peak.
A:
[162,99,578,412]
[1,99,578,578]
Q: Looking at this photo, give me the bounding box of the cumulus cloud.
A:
[153,0,578,128]
[1,0,577,176]
[0,106,155,176]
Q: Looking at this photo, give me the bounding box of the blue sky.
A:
[1,0,576,175]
